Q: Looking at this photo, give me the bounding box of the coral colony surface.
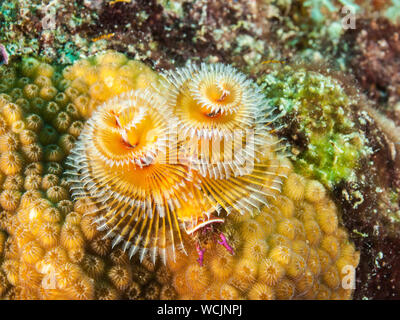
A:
[0,1,399,301]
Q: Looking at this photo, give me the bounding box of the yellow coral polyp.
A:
[67,277,94,300]
[34,75,52,89]
[25,114,43,133]
[79,215,98,240]
[21,240,44,264]
[89,236,111,257]
[11,120,26,134]
[22,144,43,162]
[259,258,285,286]
[248,283,275,300]
[68,120,84,138]
[108,265,131,291]
[165,162,358,300]
[19,263,42,288]
[240,219,266,241]
[24,173,41,191]
[242,238,269,261]
[53,112,71,132]
[39,86,58,101]
[0,151,23,175]
[41,174,59,191]
[315,200,339,235]
[2,103,23,124]
[275,278,296,299]
[0,132,19,152]
[61,50,158,119]
[81,255,105,279]
[38,222,60,249]
[35,63,54,79]
[282,173,306,201]
[305,179,326,203]
[3,174,23,191]
[46,186,68,203]
[19,129,37,145]
[20,57,40,78]
[96,282,120,300]
[219,283,241,300]
[231,258,258,290]
[0,190,21,211]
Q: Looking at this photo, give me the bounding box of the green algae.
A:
[259,65,369,188]
[303,0,359,23]
[385,0,400,24]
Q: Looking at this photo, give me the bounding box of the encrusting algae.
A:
[0,50,359,300]
[260,65,369,188]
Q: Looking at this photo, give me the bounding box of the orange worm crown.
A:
[66,89,217,263]
[160,63,284,180]
[160,63,287,215]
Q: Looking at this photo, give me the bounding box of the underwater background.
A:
[0,0,399,300]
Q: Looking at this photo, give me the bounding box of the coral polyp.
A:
[167,166,360,300]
